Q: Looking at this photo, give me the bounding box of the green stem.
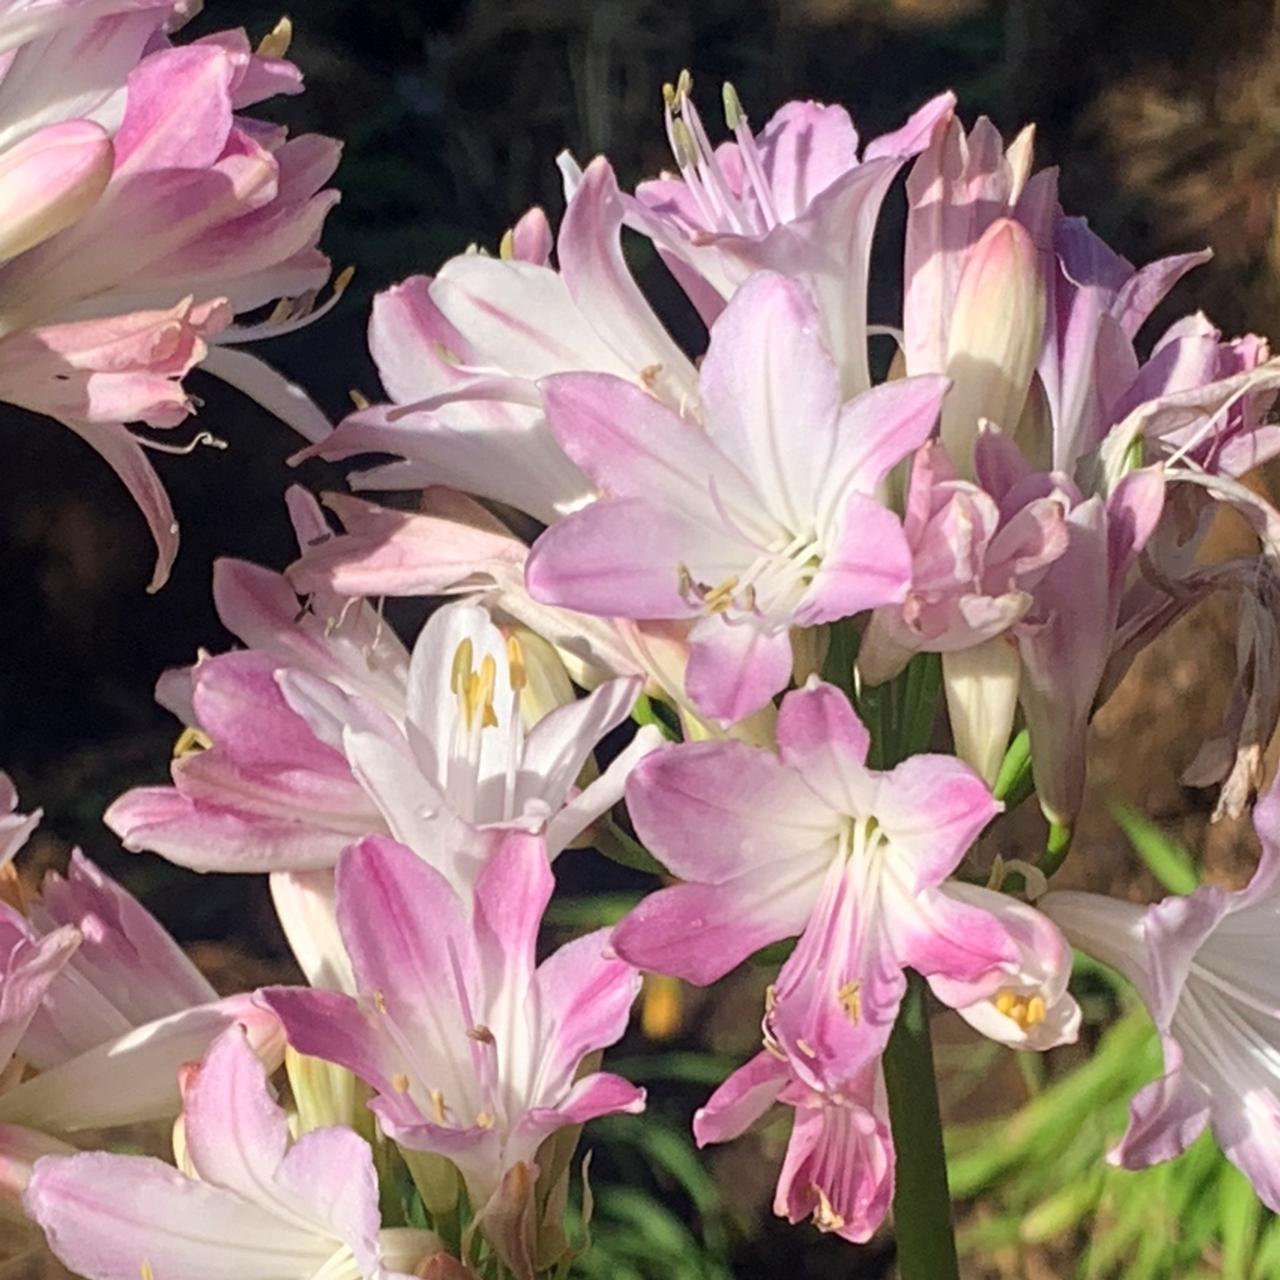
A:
[883,973,960,1280]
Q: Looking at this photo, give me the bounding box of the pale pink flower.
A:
[526,273,947,722]
[1041,781,1280,1209]
[612,680,1079,1069]
[25,1027,437,1280]
[262,832,644,1220]
[300,157,694,523]
[621,78,953,395]
[0,4,339,587]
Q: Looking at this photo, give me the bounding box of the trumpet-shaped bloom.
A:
[301,157,694,523]
[624,79,953,395]
[693,1050,893,1244]
[262,832,645,1214]
[613,680,1079,1073]
[108,592,654,889]
[0,5,339,587]
[526,274,948,722]
[25,1027,436,1280]
[1040,784,1280,1210]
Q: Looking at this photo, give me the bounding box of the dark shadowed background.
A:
[6,2,1280,1276]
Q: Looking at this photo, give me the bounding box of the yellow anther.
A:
[256,16,292,59]
[173,726,212,760]
[837,979,862,1025]
[450,639,474,696]
[467,1024,495,1044]
[391,1072,410,1094]
[505,634,527,693]
[994,988,1047,1031]
[373,991,388,1015]
[348,388,370,410]
[475,1111,496,1130]
[498,228,515,260]
[722,81,744,130]
[795,1038,817,1059]
[640,363,662,389]
[333,265,355,294]
[676,68,693,100]
[662,81,677,110]
[703,575,740,614]
[671,117,696,169]
[434,340,460,366]
[430,1088,447,1124]
[812,1187,846,1234]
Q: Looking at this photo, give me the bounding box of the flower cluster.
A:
[3,33,1280,1280]
[0,0,339,589]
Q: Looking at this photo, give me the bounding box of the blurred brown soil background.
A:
[7,1,1280,1276]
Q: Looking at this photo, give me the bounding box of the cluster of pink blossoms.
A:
[3,32,1280,1279]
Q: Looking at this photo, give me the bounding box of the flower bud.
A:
[943,636,1021,786]
[0,122,112,266]
[942,218,1045,478]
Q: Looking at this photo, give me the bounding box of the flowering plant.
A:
[3,12,1280,1278]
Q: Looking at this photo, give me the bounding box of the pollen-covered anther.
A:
[256,16,292,59]
[811,1187,846,1234]
[837,979,863,1025]
[994,988,1047,1030]
[429,1088,447,1124]
[391,1072,410,1094]
[173,726,212,760]
[474,1111,496,1130]
[702,575,740,615]
[372,991,388,1015]
[505,635,527,692]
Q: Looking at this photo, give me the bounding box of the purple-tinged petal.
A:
[801,491,913,624]
[526,497,720,619]
[875,753,1001,889]
[693,1051,788,1146]
[625,741,835,884]
[532,928,641,1087]
[684,614,794,724]
[1109,1037,1212,1171]
[697,272,841,521]
[612,876,816,987]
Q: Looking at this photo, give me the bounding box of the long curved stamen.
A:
[723,82,780,229]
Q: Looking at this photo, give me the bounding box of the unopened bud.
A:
[0,121,112,265]
[943,637,1021,786]
[942,218,1045,479]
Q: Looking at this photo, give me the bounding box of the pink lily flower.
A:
[525,273,949,723]
[613,680,1079,1065]
[0,776,282,1134]
[25,1027,438,1280]
[108,591,654,887]
[621,76,953,394]
[693,1051,892,1244]
[0,6,339,588]
[300,157,695,523]
[261,832,645,1221]
[1040,781,1280,1209]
